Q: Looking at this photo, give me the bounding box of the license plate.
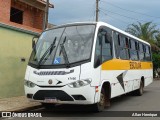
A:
[44,97,57,103]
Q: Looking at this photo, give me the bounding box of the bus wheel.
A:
[41,103,55,110]
[92,88,106,112]
[135,80,144,96]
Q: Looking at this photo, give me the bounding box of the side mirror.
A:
[32,36,39,49]
[99,28,110,44]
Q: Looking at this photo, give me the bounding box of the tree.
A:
[126,22,160,53]
[152,53,160,77]
[126,22,159,43]
[155,33,160,48]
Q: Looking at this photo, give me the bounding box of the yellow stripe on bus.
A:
[101,59,153,70]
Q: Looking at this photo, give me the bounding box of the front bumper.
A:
[24,84,96,105]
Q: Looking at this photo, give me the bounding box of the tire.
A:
[91,88,108,112]
[41,103,56,110]
[134,80,144,96]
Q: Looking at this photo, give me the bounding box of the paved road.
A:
[2,80,160,120]
[35,80,160,111]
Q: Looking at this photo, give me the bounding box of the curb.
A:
[3,104,43,112]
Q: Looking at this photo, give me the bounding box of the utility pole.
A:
[43,0,49,30]
[96,0,99,22]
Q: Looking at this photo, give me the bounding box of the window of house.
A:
[10,7,23,24]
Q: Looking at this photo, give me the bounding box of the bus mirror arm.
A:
[32,36,39,49]
[32,40,36,49]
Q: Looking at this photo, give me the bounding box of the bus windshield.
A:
[29,24,95,67]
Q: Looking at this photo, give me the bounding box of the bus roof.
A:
[47,21,150,46]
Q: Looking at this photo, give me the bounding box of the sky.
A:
[48,0,160,31]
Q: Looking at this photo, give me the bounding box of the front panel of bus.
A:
[24,23,102,104]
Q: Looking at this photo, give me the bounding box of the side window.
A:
[145,45,151,61]
[101,29,112,62]
[139,43,145,61]
[113,32,120,58]
[135,41,139,60]
[125,38,130,59]
[130,39,138,60]
[94,27,113,68]
[119,36,130,60]
[113,32,130,60]
[119,35,126,59]
[143,44,146,61]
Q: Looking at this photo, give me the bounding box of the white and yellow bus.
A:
[24,22,153,111]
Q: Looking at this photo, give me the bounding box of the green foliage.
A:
[126,22,159,42]
[155,33,160,48]
[152,53,160,70]
[126,22,160,53]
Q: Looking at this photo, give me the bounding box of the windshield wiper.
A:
[59,36,70,68]
[37,37,57,68]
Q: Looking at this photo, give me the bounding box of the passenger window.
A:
[130,40,138,61]
[145,46,151,61]
[114,33,151,62]
[139,43,145,61]
[119,36,128,60]
[113,32,120,58]
[135,41,139,59]
[124,38,130,59]
[114,32,130,60]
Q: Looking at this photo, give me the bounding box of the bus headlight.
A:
[24,80,36,88]
[68,79,92,88]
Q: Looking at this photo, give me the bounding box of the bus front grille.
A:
[33,90,74,101]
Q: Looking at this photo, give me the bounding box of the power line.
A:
[89,2,96,22]
[99,8,150,23]
[100,10,132,25]
[100,8,160,26]
[100,0,160,19]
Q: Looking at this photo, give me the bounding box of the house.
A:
[0,0,54,98]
